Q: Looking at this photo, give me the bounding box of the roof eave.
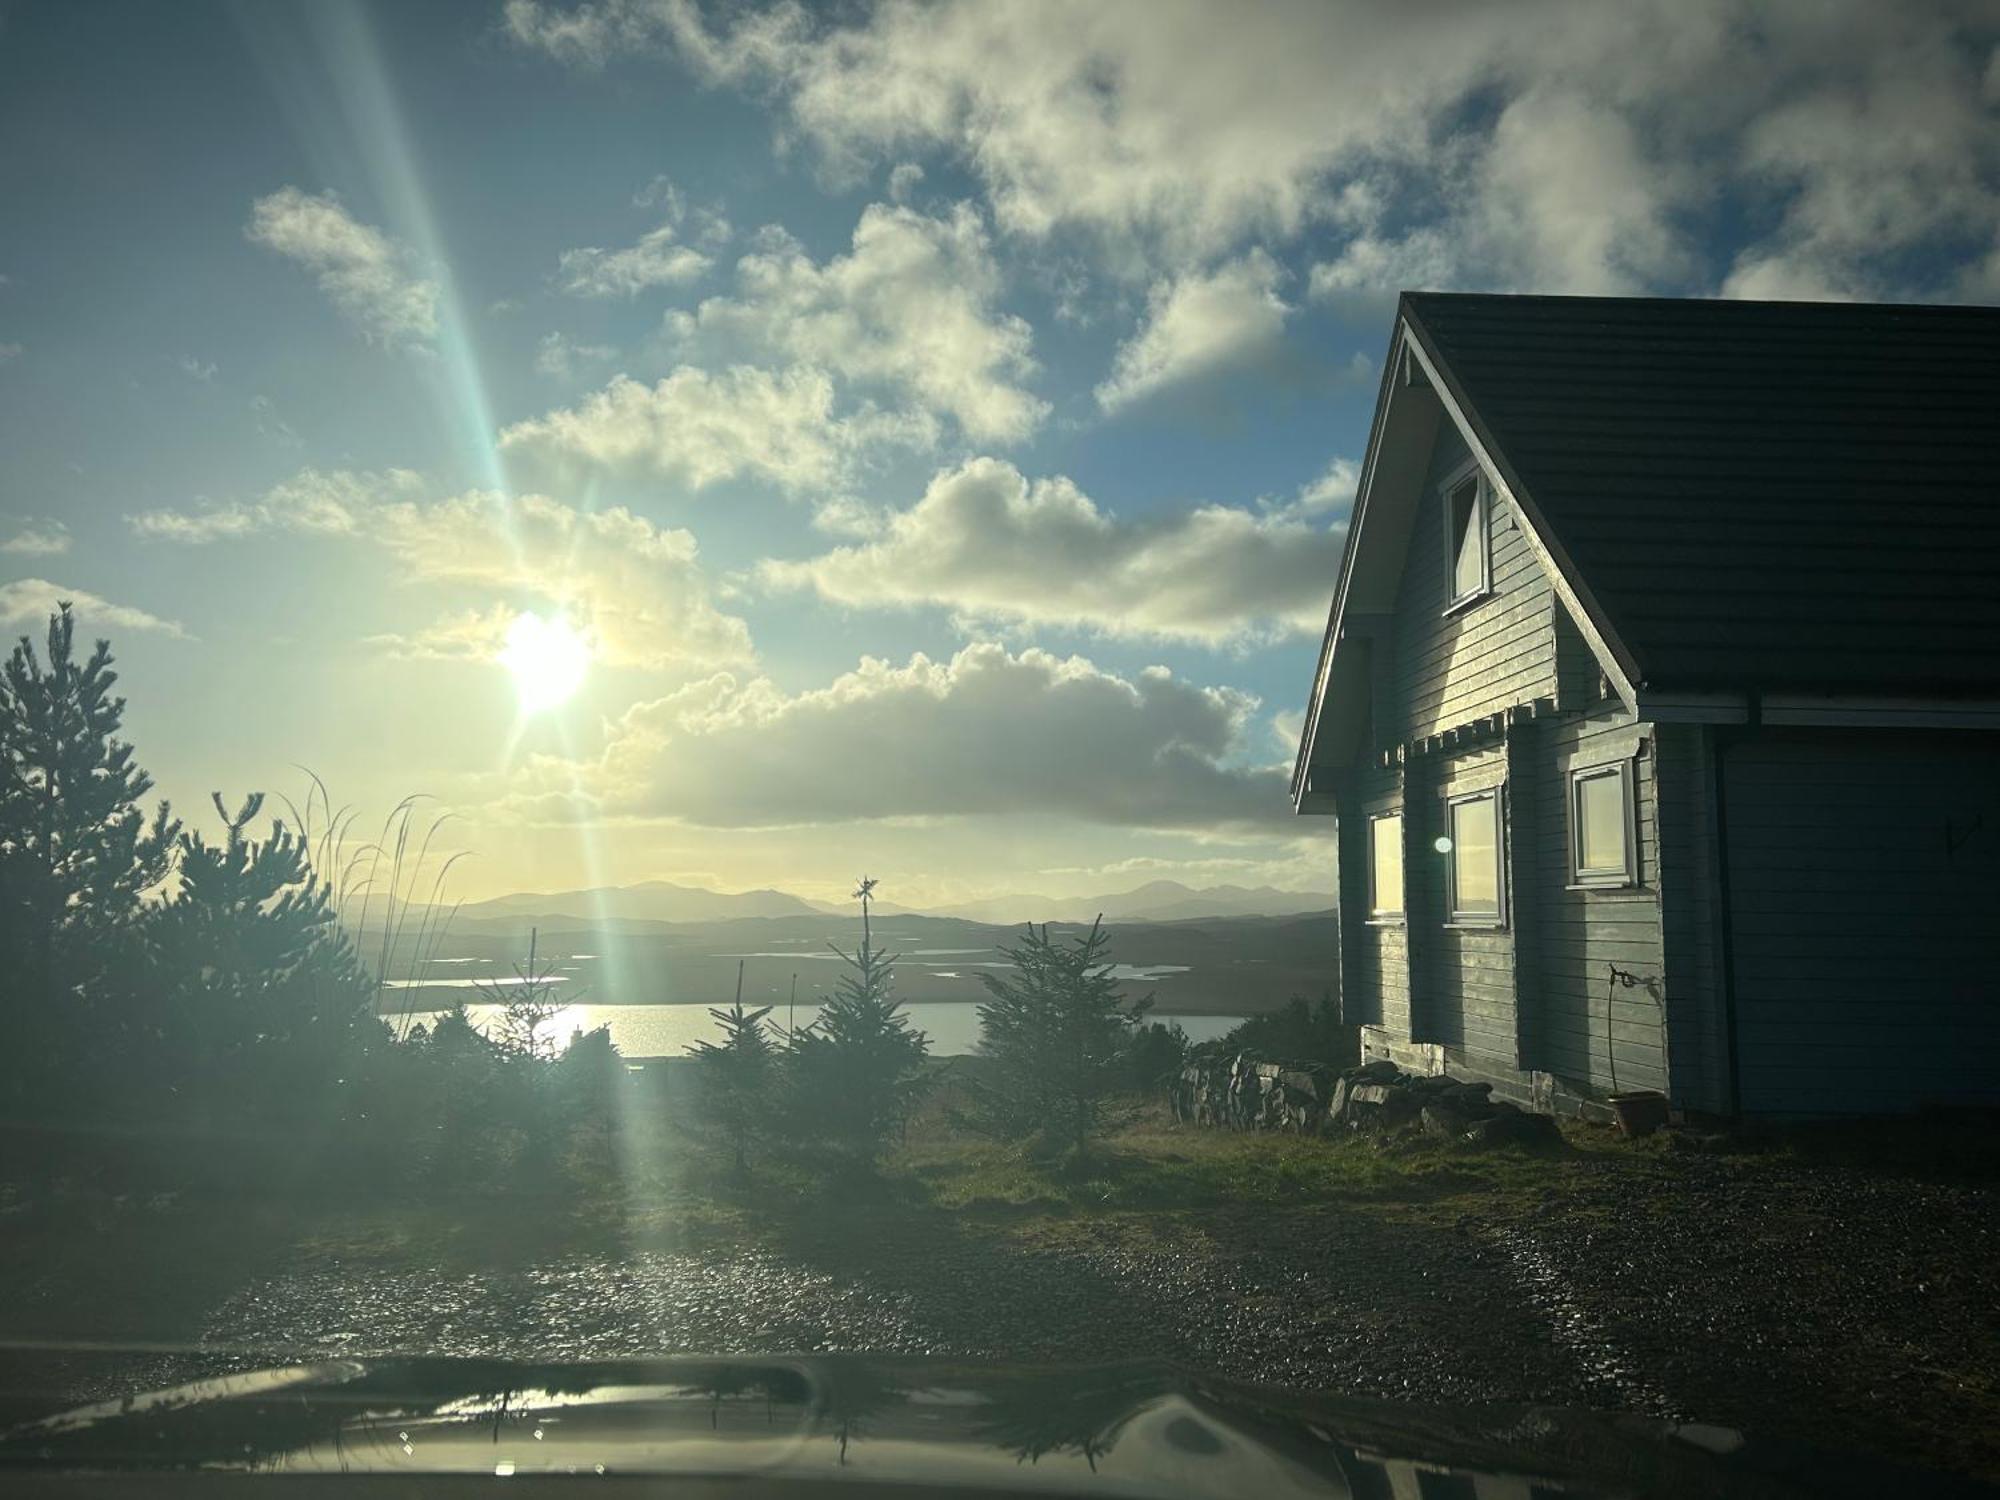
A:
[1289,301,1420,808]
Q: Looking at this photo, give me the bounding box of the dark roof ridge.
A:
[1401,289,2000,316]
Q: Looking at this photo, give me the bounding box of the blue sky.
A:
[1,0,1995,904]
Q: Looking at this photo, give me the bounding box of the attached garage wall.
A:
[1724,730,2000,1113]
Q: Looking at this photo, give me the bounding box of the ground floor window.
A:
[1445,788,1505,925]
[1569,759,1637,886]
[1368,811,1404,918]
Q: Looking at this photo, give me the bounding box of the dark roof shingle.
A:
[1403,293,2000,697]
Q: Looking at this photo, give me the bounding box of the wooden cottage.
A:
[1292,293,2000,1116]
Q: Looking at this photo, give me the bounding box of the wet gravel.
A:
[1462,1152,2000,1482]
[8,1147,1998,1482]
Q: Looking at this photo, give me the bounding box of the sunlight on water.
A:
[393,1002,1246,1058]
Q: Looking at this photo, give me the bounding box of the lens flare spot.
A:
[499,612,589,714]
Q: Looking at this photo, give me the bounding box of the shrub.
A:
[691,993,776,1178]
[1202,989,1357,1070]
[780,878,929,1167]
[0,604,179,1115]
[1124,1019,1191,1094]
[144,792,375,1133]
[0,604,633,1202]
[970,917,1152,1152]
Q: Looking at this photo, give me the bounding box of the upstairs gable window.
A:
[1444,471,1490,609]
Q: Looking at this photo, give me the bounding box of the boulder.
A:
[1379,1088,1423,1126]
[1277,1069,1319,1100]
[1327,1076,1353,1124]
[1421,1102,1472,1140]
[1465,1109,1567,1151]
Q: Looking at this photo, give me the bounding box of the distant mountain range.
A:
[925,880,1334,925]
[456,880,823,925]
[454,877,1332,928]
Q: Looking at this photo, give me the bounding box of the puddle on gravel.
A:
[1484,1227,1681,1418]
[202,1250,956,1365]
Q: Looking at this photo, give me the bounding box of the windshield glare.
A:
[4,2,1999,1495]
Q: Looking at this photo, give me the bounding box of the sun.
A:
[498,612,590,714]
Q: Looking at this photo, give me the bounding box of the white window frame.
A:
[1441,466,1492,614]
[1443,786,1507,928]
[1568,758,1639,889]
[1366,810,1405,922]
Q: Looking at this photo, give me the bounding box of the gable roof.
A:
[1293,292,2000,805]
[1405,292,2000,698]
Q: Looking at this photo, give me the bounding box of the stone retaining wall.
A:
[1171,1055,1562,1148]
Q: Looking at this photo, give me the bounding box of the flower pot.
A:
[1607,1090,1670,1139]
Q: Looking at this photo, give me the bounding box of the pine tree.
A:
[0,605,178,1098]
[145,792,373,1127]
[972,916,1152,1152]
[473,927,570,1061]
[781,876,930,1165]
[691,981,775,1178]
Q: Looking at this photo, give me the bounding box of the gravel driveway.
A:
[8,1145,1997,1483]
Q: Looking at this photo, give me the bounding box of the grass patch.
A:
[889,1102,1646,1225]
[236,1105,1678,1273]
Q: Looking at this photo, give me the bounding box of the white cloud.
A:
[508,640,1287,831]
[128,469,751,670]
[510,1,2000,302]
[1289,457,1361,520]
[627,177,732,248]
[557,222,712,296]
[1308,228,1460,302]
[1477,89,1697,294]
[887,162,925,204]
[499,364,936,495]
[533,331,619,379]
[128,497,268,544]
[366,604,519,661]
[0,342,22,362]
[665,202,1046,443]
[760,456,1346,647]
[632,173,684,213]
[1096,250,1291,411]
[1306,89,1696,299]
[245,187,439,347]
[1721,27,1999,300]
[1269,709,1308,768]
[0,579,187,639]
[177,356,217,381]
[0,518,73,557]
